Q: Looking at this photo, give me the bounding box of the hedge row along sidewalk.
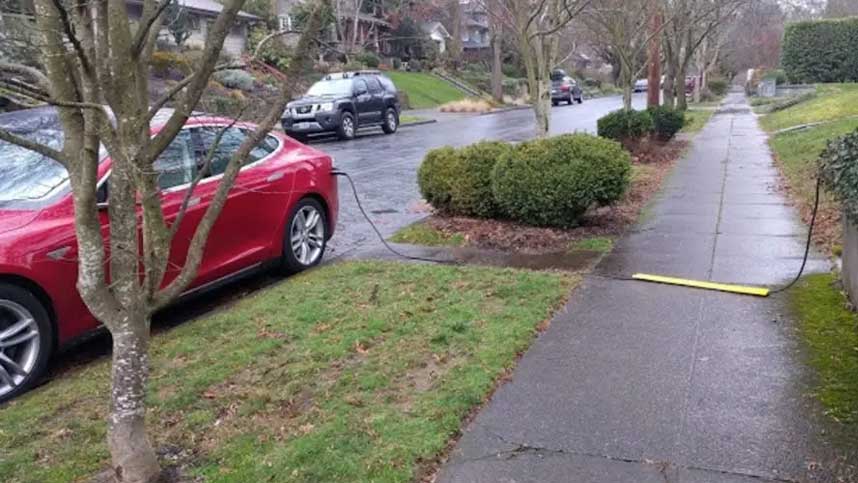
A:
[0,261,574,483]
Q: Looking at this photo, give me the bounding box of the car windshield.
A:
[306,79,353,97]
[0,126,67,209]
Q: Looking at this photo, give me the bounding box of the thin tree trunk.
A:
[449,0,462,68]
[491,30,503,102]
[675,61,688,111]
[108,323,159,483]
[646,2,662,108]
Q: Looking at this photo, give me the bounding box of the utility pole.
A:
[647,0,662,108]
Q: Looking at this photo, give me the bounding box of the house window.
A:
[278,15,292,32]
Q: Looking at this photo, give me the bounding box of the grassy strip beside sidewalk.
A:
[791,274,858,423]
[0,261,575,482]
[761,84,858,132]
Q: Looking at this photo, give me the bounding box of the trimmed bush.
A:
[707,78,728,97]
[783,17,858,83]
[356,51,380,68]
[213,69,255,91]
[597,109,654,144]
[491,134,631,228]
[149,51,192,78]
[418,142,513,217]
[418,147,459,213]
[819,129,858,223]
[648,106,685,141]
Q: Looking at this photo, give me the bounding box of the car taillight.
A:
[561,85,570,92]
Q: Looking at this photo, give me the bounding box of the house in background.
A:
[460,0,490,53]
[421,21,451,54]
[126,0,259,57]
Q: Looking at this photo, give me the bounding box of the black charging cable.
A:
[769,175,822,294]
[331,169,460,265]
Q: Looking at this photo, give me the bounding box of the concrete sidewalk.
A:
[437,93,856,482]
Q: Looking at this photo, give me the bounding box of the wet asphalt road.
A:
[318,93,647,259]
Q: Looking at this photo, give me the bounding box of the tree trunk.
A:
[491,30,503,102]
[449,0,462,69]
[108,322,159,483]
[534,81,550,136]
[620,60,634,111]
[675,61,688,111]
[646,4,662,108]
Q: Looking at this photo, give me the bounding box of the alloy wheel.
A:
[387,112,397,131]
[290,205,325,266]
[0,300,40,398]
[343,117,355,138]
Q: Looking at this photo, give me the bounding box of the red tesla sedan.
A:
[0,107,338,402]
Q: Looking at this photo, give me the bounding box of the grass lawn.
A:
[386,72,465,109]
[681,108,715,134]
[791,273,858,423]
[0,261,574,483]
[389,222,466,247]
[760,84,858,132]
[569,237,614,253]
[400,115,428,125]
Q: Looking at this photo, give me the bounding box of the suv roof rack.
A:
[324,70,382,80]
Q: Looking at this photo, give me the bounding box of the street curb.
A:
[480,105,532,116]
[399,119,438,128]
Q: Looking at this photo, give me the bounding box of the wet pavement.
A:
[318,94,647,259]
[437,93,857,482]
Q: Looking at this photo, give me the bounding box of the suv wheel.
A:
[281,198,327,274]
[381,108,398,134]
[338,112,356,140]
[0,283,53,403]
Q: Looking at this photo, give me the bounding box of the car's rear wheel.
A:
[567,96,573,105]
[576,95,583,104]
[337,112,356,140]
[0,283,53,403]
[552,99,559,107]
[381,108,398,134]
[281,198,328,274]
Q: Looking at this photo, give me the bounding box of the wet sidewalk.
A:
[437,93,856,482]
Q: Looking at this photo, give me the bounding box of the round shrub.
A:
[417,142,513,217]
[648,106,685,141]
[491,134,632,228]
[418,146,459,213]
[449,141,512,217]
[597,109,653,143]
[213,69,255,91]
[356,51,380,68]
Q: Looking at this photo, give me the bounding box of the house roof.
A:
[127,0,259,20]
[421,21,451,38]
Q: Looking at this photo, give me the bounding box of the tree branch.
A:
[0,128,68,164]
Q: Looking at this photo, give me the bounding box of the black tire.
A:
[281,198,328,274]
[0,283,53,403]
[381,108,398,134]
[552,100,559,107]
[337,112,356,140]
[576,97,583,104]
[567,96,573,105]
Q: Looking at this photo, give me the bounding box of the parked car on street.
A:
[550,69,583,105]
[634,79,649,92]
[0,107,339,402]
[282,71,401,141]
[685,76,697,94]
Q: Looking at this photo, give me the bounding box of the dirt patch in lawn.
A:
[416,139,688,254]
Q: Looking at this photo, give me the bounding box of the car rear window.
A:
[377,75,397,93]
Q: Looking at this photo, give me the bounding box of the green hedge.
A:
[597,109,654,143]
[492,134,631,227]
[417,142,512,218]
[648,107,685,141]
[819,129,858,223]
[783,17,858,83]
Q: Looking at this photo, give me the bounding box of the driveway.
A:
[320,94,647,258]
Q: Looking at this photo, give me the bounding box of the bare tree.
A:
[581,0,658,111]
[661,0,745,109]
[484,0,592,136]
[0,0,325,481]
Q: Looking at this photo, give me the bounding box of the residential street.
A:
[321,94,647,258]
[436,92,857,482]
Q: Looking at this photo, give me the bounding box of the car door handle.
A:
[187,197,201,208]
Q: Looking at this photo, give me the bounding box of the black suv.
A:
[282,71,401,141]
[550,69,583,106]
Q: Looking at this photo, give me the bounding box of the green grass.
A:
[569,237,614,253]
[769,117,858,208]
[0,261,574,483]
[681,108,715,134]
[389,222,465,247]
[400,115,428,125]
[760,84,858,132]
[791,273,858,423]
[386,72,466,109]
